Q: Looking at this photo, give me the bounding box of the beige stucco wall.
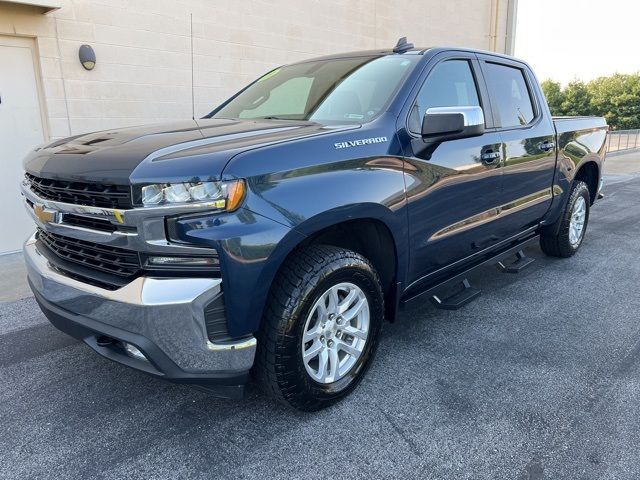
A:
[0,0,514,141]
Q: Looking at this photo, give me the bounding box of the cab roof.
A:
[287,39,526,67]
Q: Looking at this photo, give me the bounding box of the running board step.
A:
[401,234,540,309]
[430,279,481,310]
[496,249,534,274]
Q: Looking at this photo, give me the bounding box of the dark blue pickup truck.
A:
[21,39,607,410]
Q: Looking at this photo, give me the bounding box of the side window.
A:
[483,62,535,128]
[409,59,481,134]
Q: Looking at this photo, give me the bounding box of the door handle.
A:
[539,141,555,152]
[480,151,501,165]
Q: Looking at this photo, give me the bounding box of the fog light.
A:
[123,343,147,362]
[146,256,219,267]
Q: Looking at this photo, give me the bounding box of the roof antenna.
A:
[393,36,414,54]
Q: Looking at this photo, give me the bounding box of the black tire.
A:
[540,180,590,258]
[253,245,384,411]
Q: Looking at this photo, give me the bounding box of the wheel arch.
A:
[255,205,406,330]
[298,218,398,301]
[573,160,600,204]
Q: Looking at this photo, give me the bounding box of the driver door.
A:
[399,54,505,287]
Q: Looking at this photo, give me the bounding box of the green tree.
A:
[587,74,640,130]
[560,80,592,117]
[541,80,565,115]
[542,73,640,130]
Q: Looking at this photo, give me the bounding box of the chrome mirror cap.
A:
[422,105,485,142]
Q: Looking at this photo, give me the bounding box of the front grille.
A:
[48,262,124,291]
[26,173,132,209]
[61,213,117,233]
[37,229,141,278]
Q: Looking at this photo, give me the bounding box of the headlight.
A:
[138,179,246,211]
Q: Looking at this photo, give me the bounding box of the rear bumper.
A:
[24,234,256,398]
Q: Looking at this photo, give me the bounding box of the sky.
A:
[514,0,640,85]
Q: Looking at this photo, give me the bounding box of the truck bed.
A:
[553,116,608,135]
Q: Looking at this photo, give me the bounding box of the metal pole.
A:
[504,0,519,55]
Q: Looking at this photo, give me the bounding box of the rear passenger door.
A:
[477,55,557,238]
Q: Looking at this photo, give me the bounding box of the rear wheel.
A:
[254,245,383,411]
[540,180,590,257]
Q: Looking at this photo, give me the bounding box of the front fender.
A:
[235,153,410,319]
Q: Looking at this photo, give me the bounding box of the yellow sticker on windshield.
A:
[257,68,280,82]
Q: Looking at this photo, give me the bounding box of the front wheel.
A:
[540,180,590,258]
[254,245,384,411]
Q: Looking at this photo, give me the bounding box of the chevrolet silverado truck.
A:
[21,39,607,411]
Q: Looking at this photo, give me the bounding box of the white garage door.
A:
[0,36,46,254]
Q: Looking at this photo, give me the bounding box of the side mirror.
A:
[421,106,485,143]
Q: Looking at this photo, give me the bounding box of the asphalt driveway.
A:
[2,153,640,479]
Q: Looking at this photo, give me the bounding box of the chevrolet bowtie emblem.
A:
[33,203,58,224]
[113,210,124,224]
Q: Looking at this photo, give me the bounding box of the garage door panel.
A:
[0,39,45,253]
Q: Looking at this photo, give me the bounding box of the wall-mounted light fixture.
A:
[78,44,96,70]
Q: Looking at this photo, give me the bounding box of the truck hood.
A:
[24,118,356,185]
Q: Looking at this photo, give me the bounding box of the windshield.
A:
[210,55,419,124]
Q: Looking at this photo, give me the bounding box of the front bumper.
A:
[597,177,605,200]
[24,235,256,398]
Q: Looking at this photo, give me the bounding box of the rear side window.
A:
[409,60,480,134]
[483,62,535,128]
